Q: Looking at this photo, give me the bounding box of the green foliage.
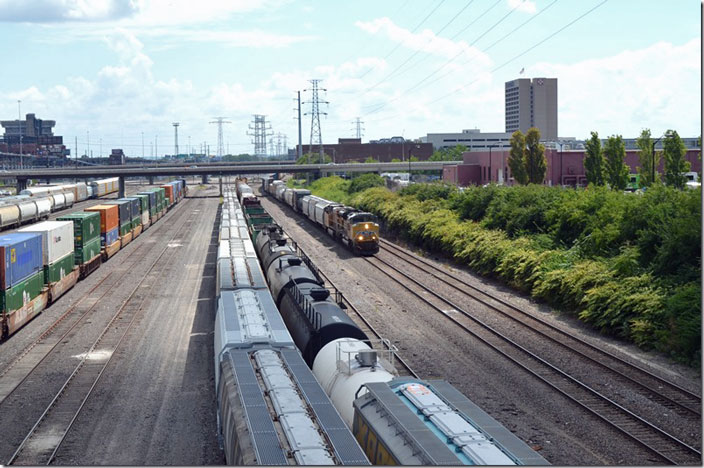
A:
[584,131,605,186]
[348,173,385,193]
[296,152,332,164]
[636,129,660,186]
[307,175,701,364]
[524,128,547,184]
[663,130,690,189]
[603,135,629,190]
[508,131,528,185]
[429,145,467,161]
[363,156,378,163]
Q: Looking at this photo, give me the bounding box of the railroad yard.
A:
[0,178,698,465]
[258,186,702,466]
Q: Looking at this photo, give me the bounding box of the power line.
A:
[356,0,447,80]
[363,0,524,114]
[362,0,476,92]
[364,0,608,124]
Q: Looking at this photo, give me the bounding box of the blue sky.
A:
[0,0,700,157]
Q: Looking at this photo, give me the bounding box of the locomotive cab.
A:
[346,212,380,255]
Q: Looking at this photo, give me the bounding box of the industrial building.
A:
[297,138,433,163]
[0,113,68,158]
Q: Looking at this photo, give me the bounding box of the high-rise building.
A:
[505,78,557,140]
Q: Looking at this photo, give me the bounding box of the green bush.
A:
[348,173,385,194]
[310,177,701,364]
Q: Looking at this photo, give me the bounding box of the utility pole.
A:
[87,130,90,159]
[75,136,78,166]
[172,122,180,158]
[142,132,145,159]
[155,135,158,159]
[304,79,328,162]
[17,100,23,169]
[210,117,231,159]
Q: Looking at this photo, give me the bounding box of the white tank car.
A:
[312,338,396,427]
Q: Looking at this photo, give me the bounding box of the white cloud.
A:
[531,38,700,137]
[355,17,490,62]
[0,0,139,23]
[507,0,537,14]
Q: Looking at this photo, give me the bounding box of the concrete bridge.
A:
[3,161,455,196]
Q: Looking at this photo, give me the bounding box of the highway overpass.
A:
[4,161,456,195]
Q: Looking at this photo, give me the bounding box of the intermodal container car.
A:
[102,200,132,236]
[0,232,44,290]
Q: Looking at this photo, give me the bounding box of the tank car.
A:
[255,224,368,366]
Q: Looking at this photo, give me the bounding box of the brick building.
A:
[443,148,701,187]
[297,138,433,163]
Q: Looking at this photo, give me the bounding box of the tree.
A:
[635,129,660,186]
[429,144,467,161]
[364,156,378,163]
[663,129,690,189]
[296,152,331,165]
[584,131,605,186]
[524,128,546,184]
[603,135,629,190]
[508,130,528,185]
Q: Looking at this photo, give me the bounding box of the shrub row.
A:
[343,185,700,365]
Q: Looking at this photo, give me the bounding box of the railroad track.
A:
[379,240,702,417]
[363,251,701,465]
[5,196,197,465]
[0,191,189,406]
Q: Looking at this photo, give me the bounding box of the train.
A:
[0,178,187,339]
[221,179,548,466]
[0,178,122,232]
[261,178,380,255]
[214,186,370,466]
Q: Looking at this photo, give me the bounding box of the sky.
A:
[0,0,700,158]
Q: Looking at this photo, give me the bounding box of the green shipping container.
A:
[75,237,101,264]
[134,194,149,214]
[44,253,75,284]
[1,269,44,313]
[57,212,101,247]
[131,217,141,229]
[119,222,131,237]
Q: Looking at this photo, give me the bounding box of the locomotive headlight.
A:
[365,223,369,229]
[357,235,364,241]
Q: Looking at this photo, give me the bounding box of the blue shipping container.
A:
[101,227,119,247]
[0,232,44,290]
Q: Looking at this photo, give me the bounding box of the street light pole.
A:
[488,144,498,183]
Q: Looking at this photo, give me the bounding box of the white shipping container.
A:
[141,210,150,227]
[19,220,75,265]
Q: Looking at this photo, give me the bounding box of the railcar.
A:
[214,187,369,466]
[241,182,549,466]
[260,177,379,255]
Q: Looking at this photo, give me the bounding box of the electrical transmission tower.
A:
[210,117,232,158]
[247,115,273,158]
[172,122,179,156]
[351,117,364,139]
[304,79,328,161]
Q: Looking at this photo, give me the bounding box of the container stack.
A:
[133,194,151,230]
[19,221,76,293]
[84,204,120,259]
[122,197,143,237]
[103,200,133,245]
[0,233,45,323]
[137,191,158,224]
[57,211,102,268]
